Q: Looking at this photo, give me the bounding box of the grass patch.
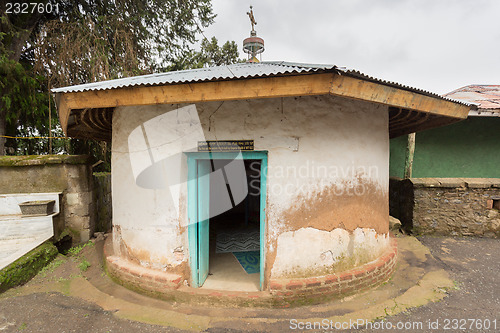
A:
[78,259,91,272]
[451,280,461,290]
[66,241,94,256]
[38,257,65,277]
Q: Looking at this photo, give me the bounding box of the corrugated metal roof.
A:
[51,61,472,106]
[51,61,336,93]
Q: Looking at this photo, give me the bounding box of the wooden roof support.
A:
[55,93,71,136]
[55,72,471,135]
[329,74,469,119]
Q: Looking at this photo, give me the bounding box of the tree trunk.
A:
[404,133,416,179]
[0,108,6,155]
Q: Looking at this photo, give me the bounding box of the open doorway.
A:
[186,152,267,291]
[202,159,261,291]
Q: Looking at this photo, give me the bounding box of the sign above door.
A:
[198,140,254,152]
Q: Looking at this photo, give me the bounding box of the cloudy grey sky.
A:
[203,0,500,95]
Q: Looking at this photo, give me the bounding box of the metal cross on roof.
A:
[247,6,257,31]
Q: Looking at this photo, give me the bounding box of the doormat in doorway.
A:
[216,230,259,253]
[232,251,260,274]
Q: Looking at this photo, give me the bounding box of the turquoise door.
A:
[186,151,268,289]
[197,159,210,286]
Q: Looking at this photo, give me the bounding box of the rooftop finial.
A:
[247,6,257,32]
[243,6,264,63]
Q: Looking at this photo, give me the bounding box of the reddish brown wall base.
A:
[103,235,397,307]
[106,256,182,292]
[104,237,182,294]
[269,238,397,305]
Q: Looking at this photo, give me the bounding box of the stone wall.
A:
[93,172,112,233]
[0,155,95,242]
[391,178,500,237]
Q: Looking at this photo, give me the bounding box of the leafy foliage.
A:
[32,0,218,87]
[0,35,61,155]
[170,37,243,71]
[0,0,241,162]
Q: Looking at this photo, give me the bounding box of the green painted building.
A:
[390,85,500,178]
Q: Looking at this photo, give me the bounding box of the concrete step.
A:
[0,216,54,271]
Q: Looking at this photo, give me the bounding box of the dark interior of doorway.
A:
[203,159,261,291]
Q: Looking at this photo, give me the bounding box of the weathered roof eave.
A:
[54,70,472,140]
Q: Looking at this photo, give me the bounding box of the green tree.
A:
[1,0,240,159]
[169,37,243,71]
[32,0,218,87]
[1,0,69,154]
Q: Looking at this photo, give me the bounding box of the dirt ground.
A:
[346,236,500,333]
[0,236,498,332]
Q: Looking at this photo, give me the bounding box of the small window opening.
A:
[493,198,500,210]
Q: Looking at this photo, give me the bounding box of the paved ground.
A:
[0,235,498,332]
[349,236,499,333]
[0,292,182,333]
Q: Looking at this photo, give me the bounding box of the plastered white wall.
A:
[111,94,389,276]
[271,227,389,277]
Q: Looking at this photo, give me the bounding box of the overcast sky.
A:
[203,0,500,95]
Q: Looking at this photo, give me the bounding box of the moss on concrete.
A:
[0,158,90,194]
[0,242,59,292]
[62,227,82,243]
[93,172,111,178]
[55,228,73,243]
[0,155,90,167]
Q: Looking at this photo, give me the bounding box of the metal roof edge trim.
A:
[51,62,339,94]
[51,61,472,108]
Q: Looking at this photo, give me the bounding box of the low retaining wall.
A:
[0,155,95,242]
[390,178,500,237]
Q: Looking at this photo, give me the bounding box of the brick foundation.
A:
[103,235,397,307]
[104,238,182,293]
[106,256,182,292]
[269,237,398,305]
